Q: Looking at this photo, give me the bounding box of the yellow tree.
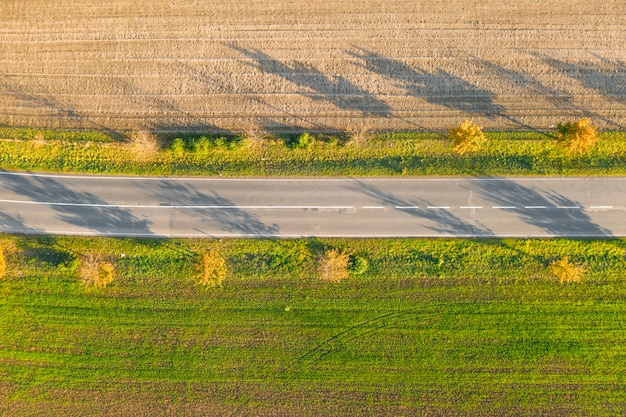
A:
[197,249,227,287]
[318,248,350,283]
[549,256,584,284]
[450,120,486,155]
[79,253,115,288]
[556,118,599,154]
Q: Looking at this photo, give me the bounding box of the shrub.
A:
[196,249,227,287]
[193,137,212,155]
[550,256,584,284]
[318,248,350,283]
[348,254,369,276]
[450,120,487,155]
[79,253,115,288]
[127,131,159,161]
[290,132,315,150]
[556,118,599,154]
[170,138,186,157]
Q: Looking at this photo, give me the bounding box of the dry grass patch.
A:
[127,131,159,161]
[79,253,115,288]
[550,256,584,284]
[243,127,271,151]
[346,125,372,148]
[318,248,350,283]
[31,132,47,148]
[450,120,487,155]
[196,249,227,287]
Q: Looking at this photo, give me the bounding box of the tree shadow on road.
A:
[227,44,392,117]
[473,178,612,237]
[155,182,279,237]
[2,173,153,236]
[346,180,493,237]
[0,211,37,234]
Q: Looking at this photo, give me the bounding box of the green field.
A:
[1,236,625,415]
[1,127,626,176]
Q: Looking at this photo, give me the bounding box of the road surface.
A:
[0,171,624,238]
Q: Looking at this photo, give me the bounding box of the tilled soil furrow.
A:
[1,0,624,131]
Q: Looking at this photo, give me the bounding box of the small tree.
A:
[450,120,486,155]
[556,118,599,154]
[79,253,115,288]
[196,249,227,287]
[318,249,350,283]
[550,256,584,284]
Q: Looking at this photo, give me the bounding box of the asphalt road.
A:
[0,171,624,238]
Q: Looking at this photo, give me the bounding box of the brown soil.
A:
[1,1,625,132]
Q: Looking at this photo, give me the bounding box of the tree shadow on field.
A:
[474,178,612,237]
[154,182,279,237]
[170,60,333,132]
[227,43,392,117]
[532,52,626,105]
[476,54,625,130]
[347,47,512,123]
[346,180,493,237]
[0,76,120,134]
[2,173,153,236]
[105,75,226,133]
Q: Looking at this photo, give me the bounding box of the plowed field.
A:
[1,1,625,132]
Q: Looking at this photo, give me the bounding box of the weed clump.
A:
[450,120,486,155]
[79,253,115,288]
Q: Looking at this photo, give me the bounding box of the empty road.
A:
[0,171,624,238]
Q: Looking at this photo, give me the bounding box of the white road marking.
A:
[0,199,353,210]
[557,206,581,209]
[590,206,613,209]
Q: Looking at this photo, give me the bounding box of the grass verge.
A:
[1,235,625,415]
[1,127,626,176]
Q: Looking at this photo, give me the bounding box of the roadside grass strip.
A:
[1,128,626,176]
